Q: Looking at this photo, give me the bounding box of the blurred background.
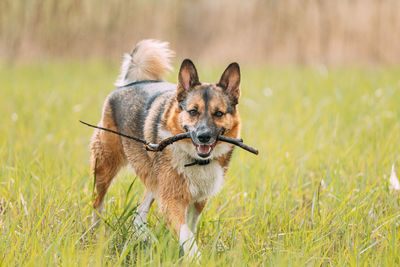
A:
[1,0,400,65]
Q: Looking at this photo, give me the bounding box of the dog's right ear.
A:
[177,59,200,102]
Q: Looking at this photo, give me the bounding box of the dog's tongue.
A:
[197,144,211,154]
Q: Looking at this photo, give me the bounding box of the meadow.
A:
[0,62,399,266]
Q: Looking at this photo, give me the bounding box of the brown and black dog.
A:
[89,40,241,258]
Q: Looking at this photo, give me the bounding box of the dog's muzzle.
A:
[190,129,218,158]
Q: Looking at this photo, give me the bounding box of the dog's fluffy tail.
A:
[115,39,175,87]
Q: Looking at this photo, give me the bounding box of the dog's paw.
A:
[181,238,200,263]
[180,242,201,264]
[132,217,156,244]
[187,244,201,263]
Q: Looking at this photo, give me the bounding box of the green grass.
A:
[1,62,400,266]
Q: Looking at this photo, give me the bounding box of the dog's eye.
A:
[188,109,199,117]
[214,111,224,118]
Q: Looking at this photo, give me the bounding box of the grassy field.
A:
[0,62,399,266]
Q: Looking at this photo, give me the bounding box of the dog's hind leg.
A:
[90,102,125,224]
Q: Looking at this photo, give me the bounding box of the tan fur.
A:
[90,96,240,255]
[91,101,238,256]
[90,100,126,208]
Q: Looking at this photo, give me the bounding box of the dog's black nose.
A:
[197,130,212,143]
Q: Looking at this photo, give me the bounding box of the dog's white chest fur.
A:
[160,130,231,201]
[170,144,225,201]
[180,159,224,201]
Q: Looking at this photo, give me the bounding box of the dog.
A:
[89,39,241,258]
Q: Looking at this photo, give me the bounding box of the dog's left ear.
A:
[218,63,241,105]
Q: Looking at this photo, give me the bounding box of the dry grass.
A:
[1,0,400,65]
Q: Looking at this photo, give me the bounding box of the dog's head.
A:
[174,59,241,159]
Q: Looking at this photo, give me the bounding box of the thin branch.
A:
[218,135,258,155]
[144,132,190,151]
[79,120,148,145]
[80,120,258,155]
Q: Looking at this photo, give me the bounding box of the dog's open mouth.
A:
[193,141,217,158]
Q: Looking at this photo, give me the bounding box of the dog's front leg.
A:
[186,200,207,232]
[133,191,154,239]
[133,191,154,228]
[179,224,198,259]
[162,198,199,259]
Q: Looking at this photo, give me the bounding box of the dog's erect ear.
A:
[177,59,200,102]
[218,63,241,105]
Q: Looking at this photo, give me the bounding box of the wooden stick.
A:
[144,132,190,151]
[79,120,148,145]
[80,120,258,155]
[218,135,259,155]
